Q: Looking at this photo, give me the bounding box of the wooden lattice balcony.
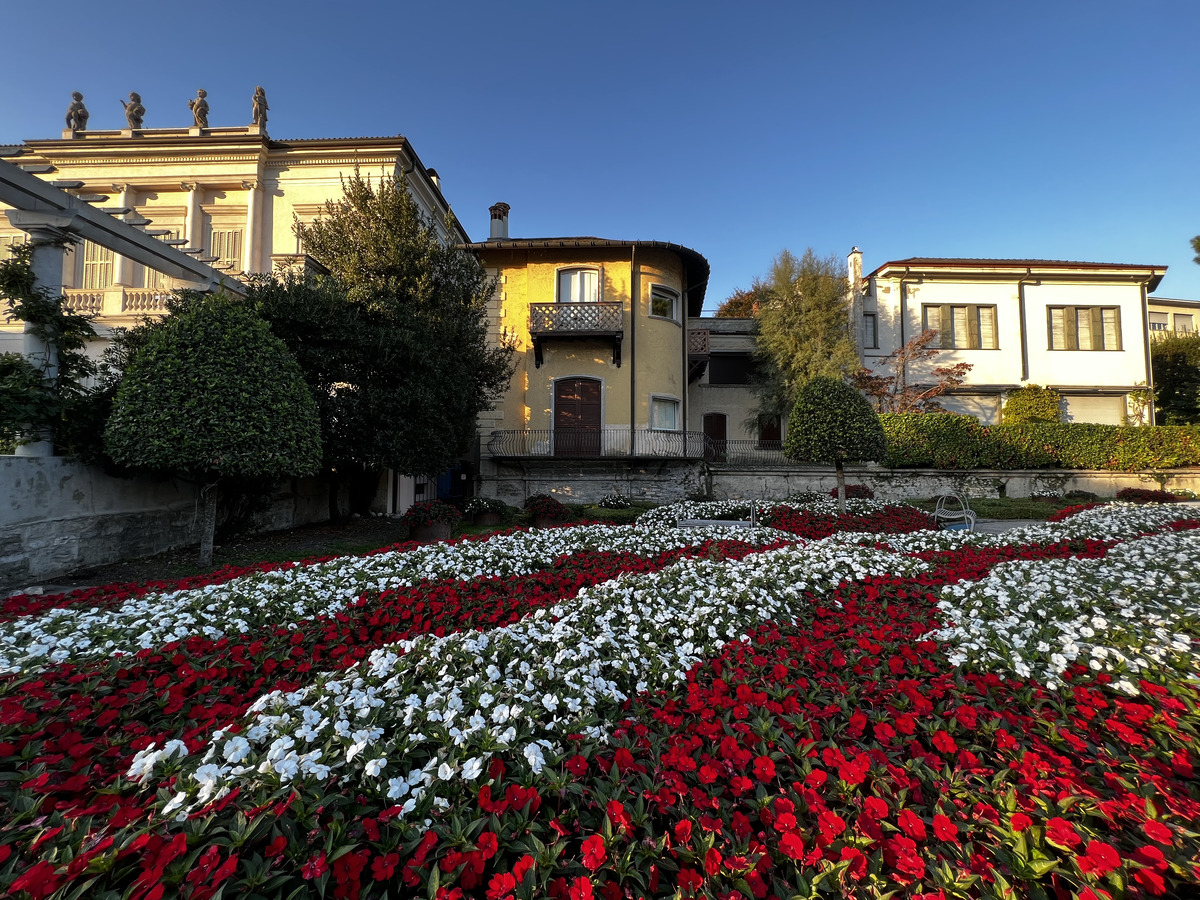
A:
[529,302,623,367]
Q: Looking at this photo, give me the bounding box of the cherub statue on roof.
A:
[252,86,268,126]
[188,89,209,128]
[65,92,89,131]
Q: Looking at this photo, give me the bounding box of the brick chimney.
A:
[489,202,510,240]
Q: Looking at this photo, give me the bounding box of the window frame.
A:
[648,283,680,323]
[1047,305,1123,351]
[862,311,879,349]
[555,266,601,304]
[921,304,998,350]
[649,394,681,432]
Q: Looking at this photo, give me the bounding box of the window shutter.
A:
[940,305,953,348]
[1102,308,1120,350]
[1089,308,1103,351]
[1049,308,1064,349]
[967,306,981,349]
[923,306,941,346]
[978,306,997,349]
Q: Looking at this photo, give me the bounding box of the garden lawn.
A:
[1,501,1198,900]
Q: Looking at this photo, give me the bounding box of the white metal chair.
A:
[932,493,976,531]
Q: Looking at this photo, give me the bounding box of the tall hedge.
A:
[880,414,1200,471]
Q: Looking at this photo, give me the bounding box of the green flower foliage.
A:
[104,293,322,482]
[880,414,1200,471]
[784,376,886,465]
[1001,384,1063,424]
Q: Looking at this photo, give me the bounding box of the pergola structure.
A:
[0,156,242,456]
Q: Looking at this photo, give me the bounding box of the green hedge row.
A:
[880,414,1200,471]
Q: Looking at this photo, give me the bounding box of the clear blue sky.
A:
[3,0,1197,312]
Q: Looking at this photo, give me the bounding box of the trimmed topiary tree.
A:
[1002,384,1063,424]
[105,293,322,566]
[784,376,886,512]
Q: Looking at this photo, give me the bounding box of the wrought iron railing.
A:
[529,302,622,334]
[486,428,710,460]
[703,440,787,466]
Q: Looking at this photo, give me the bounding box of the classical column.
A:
[111,184,134,285]
[183,183,203,252]
[242,180,262,274]
[3,211,77,457]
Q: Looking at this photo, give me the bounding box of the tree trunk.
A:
[835,461,847,514]
[199,481,218,567]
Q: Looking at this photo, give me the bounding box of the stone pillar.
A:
[112,184,135,285]
[2,211,78,457]
[242,180,262,274]
[183,183,204,252]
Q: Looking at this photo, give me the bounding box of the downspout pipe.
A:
[1017,268,1031,383]
[1141,279,1156,425]
[629,246,637,456]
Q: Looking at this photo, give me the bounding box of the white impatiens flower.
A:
[461,756,486,781]
[364,757,387,777]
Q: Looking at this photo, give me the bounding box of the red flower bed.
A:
[764,503,936,537]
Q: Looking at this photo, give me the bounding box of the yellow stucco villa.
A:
[465,204,712,499]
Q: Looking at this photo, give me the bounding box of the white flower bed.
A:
[137,539,928,813]
[638,498,892,528]
[932,529,1200,693]
[0,524,788,674]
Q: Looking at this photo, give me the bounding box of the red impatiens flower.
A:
[932,814,958,843]
[582,835,607,871]
[476,831,499,861]
[513,855,535,883]
[1010,813,1033,832]
[372,853,400,882]
[487,872,517,900]
[931,730,958,754]
[674,819,693,843]
[704,847,723,876]
[752,755,776,782]
[1045,817,1083,850]
[1143,820,1173,844]
[779,832,805,860]
[677,868,705,894]
[1078,840,1121,877]
[302,852,329,880]
[840,847,868,881]
[568,876,594,900]
[898,809,927,841]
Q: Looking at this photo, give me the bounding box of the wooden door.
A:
[703,413,727,462]
[554,378,602,457]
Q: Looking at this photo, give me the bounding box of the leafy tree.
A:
[0,244,96,450]
[784,375,886,512]
[105,293,321,566]
[281,169,513,518]
[752,249,859,422]
[1001,384,1064,424]
[1151,333,1200,424]
[715,283,769,318]
[852,330,973,413]
[1192,234,1200,266]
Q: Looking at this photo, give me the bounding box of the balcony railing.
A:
[703,440,788,466]
[61,287,169,318]
[487,428,710,460]
[529,302,623,367]
[687,329,710,358]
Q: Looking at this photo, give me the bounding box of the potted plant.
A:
[400,500,462,541]
[524,493,570,528]
[464,496,507,526]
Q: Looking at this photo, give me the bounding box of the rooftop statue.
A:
[188,89,209,128]
[65,92,89,131]
[120,92,144,129]
[252,86,268,126]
